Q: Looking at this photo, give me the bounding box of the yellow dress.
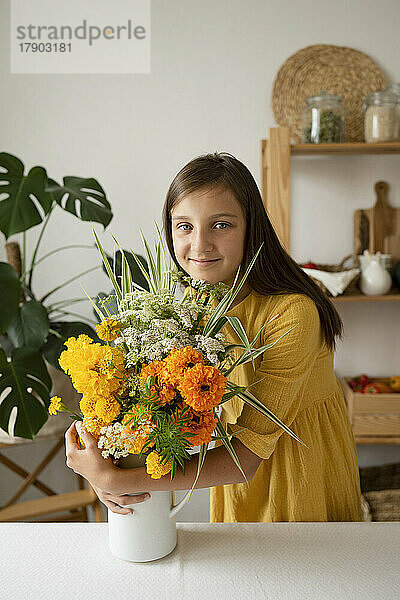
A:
[209,290,362,522]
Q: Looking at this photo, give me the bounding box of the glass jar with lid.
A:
[383,83,400,141]
[302,91,345,144]
[363,90,399,143]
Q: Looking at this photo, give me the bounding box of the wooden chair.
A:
[0,435,104,522]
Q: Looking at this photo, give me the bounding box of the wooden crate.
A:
[340,377,400,444]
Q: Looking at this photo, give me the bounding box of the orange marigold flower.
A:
[163,346,204,387]
[146,451,173,479]
[121,406,155,454]
[95,317,122,342]
[178,363,227,412]
[182,408,218,446]
[140,361,176,406]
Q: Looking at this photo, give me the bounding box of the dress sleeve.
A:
[230,294,324,459]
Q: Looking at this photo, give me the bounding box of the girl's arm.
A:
[108,438,262,495]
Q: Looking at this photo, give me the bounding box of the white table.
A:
[1,522,399,599]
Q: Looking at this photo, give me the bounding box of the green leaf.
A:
[170,443,209,517]
[110,236,134,298]
[225,315,254,369]
[0,262,21,333]
[129,246,156,294]
[93,291,119,321]
[226,380,307,448]
[0,346,52,439]
[215,417,248,483]
[41,320,103,371]
[224,325,297,376]
[250,313,279,346]
[47,176,112,229]
[154,222,174,291]
[0,153,53,239]
[203,243,264,337]
[92,228,122,302]
[139,229,159,291]
[6,300,49,350]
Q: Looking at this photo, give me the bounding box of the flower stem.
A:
[28,204,54,290]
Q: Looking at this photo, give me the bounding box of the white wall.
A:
[1,0,399,522]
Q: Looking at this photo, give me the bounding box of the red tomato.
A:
[358,374,370,386]
[363,382,391,394]
[363,384,380,394]
[349,379,364,392]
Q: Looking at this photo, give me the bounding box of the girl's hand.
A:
[64,421,115,490]
[91,483,151,515]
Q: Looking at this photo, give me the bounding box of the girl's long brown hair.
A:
[162,152,343,352]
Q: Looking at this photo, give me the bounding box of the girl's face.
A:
[171,186,247,286]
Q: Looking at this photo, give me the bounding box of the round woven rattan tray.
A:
[272,44,388,143]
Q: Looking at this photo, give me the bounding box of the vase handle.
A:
[169,489,193,519]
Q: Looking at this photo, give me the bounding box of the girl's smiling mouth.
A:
[189,258,221,265]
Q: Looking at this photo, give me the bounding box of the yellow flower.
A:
[58,335,127,400]
[146,451,173,479]
[48,396,64,415]
[95,396,121,422]
[82,412,108,438]
[95,317,122,342]
[80,394,97,415]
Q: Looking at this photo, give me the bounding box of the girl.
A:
[65,152,363,522]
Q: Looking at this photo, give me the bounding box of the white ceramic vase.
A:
[108,453,189,562]
[359,250,392,296]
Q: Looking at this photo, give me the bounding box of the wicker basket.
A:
[299,254,360,296]
[359,462,400,522]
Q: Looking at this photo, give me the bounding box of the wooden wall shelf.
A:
[331,288,400,303]
[260,127,400,304]
[290,142,400,155]
[262,128,400,445]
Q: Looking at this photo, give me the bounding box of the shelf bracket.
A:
[261,127,291,252]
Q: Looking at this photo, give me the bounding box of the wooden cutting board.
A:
[354,181,400,259]
[384,235,400,264]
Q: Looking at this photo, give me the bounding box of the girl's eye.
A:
[176,222,231,231]
[214,222,230,229]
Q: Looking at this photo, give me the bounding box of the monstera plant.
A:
[0,152,148,440]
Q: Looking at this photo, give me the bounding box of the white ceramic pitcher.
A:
[108,453,190,562]
[359,250,392,296]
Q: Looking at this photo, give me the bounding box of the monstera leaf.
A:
[0,153,54,239]
[0,346,52,439]
[0,262,21,333]
[6,300,49,350]
[47,176,112,229]
[41,320,103,371]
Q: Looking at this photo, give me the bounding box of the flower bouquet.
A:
[50,225,304,561]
